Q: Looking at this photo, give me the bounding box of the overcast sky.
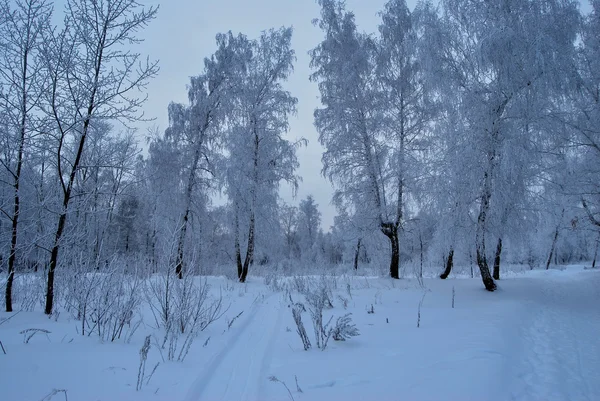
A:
[130,0,416,231]
[131,0,591,231]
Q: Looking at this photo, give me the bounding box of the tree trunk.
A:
[6,37,31,312]
[440,248,454,279]
[175,209,189,280]
[475,170,496,291]
[382,223,400,279]
[546,227,559,270]
[419,230,424,279]
[45,18,109,315]
[238,123,259,283]
[592,232,600,268]
[493,237,502,280]
[353,238,362,270]
[240,211,255,283]
[45,212,67,315]
[476,248,496,291]
[234,204,243,280]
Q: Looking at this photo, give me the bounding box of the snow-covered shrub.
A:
[291,302,311,351]
[264,270,284,292]
[305,282,333,350]
[63,259,142,341]
[331,313,359,341]
[9,272,43,312]
[291,275,309,294]
[88,270,142,342]
[146,267,225,362]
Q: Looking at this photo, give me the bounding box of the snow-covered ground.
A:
[1,265,598,401]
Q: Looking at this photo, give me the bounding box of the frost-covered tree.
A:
[574,2,600,229]
[70,124,139,263]
[160,32,245,278]
[225,27,302,282]
[279,202,299,259]
[438,0,579,290]
[297,195,322,259]
[0,0,52,311]
[311,0,436,278]
[41,0,158,314]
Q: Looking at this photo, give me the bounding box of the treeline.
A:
[2,0,600,314]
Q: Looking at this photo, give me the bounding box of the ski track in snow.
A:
[183,291,284,401]
[509,270,600,401]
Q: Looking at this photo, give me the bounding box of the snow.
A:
[1,266,599,401]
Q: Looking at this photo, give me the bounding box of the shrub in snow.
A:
[62,261,142,342]
[8,272,44,312]
[146,268,225,362]
[291,302,311,350]
[294,279,360,350]
[306,283,334,350]
[331,313,359,341]
[291,275,309,294]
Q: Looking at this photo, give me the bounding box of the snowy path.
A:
[183,292,285,401]
[507,269,600,401]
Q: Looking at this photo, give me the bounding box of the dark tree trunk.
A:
[239,212,255,283]
[546,226,559,270]
[175,209,189,280]
[419,231,424,279]
[6,41,31,312]
[475,171,496,292]
[493,237,502,280]
[476,249,496,291]
[353,238,362,270]
[592,232,600,268]
[234,206,243,280]
[440,248,454,279]
[45,212,67,315]
[382,223,400,279]
[175,248,184,279]
[45,20,109,315]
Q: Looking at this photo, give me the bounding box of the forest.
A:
[1,1,600,400]
[0,0,599,310]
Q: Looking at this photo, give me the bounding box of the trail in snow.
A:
[184,292,285,401]
[507,269,600,401]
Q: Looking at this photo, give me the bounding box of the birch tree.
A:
[225,27,301,282]
[575,2,600,228]
[165,32,245,278]
[311,0,434,278]
[439,0,579,290]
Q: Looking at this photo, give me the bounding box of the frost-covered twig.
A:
[20,328,51,344]
[269,376,295,401]
[295,375,303,393]
[136,335,151,391]
[417,292,427,328]
[0,310,20,326]
[228,311,244,330]
[291,303,311,351]
[145,362,160,386]
[452,286,455,309]
[39,388,68,401]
